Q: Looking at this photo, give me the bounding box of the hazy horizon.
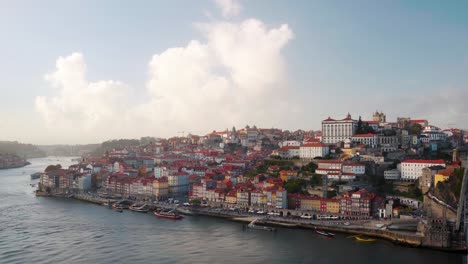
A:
[1,0,467,145]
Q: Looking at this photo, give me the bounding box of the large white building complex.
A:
[400,159,446,181]
[299,142,329,159]
[322,113,358,144]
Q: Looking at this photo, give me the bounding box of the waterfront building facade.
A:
[340,189,375,216]
[168,172,190,198]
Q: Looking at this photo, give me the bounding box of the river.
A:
[0,157,463,263]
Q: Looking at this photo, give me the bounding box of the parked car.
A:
[300,214,312,219]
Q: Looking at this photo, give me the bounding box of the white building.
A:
[316,160,343,175]
[342,163,365,175]
[322,113,357,144]
[351,133,378,148]
[275,146,300,158]
[275,189,288,209]
[327,172,356,181]
[299,143,329,159]
[400,160,446,181]
[280,140,301,147]
[112,162,120,173]
[421,126,447,141]
[154,167,169,178]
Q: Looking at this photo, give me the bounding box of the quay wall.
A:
[40,195,465,253]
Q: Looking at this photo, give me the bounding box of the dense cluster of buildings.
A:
[37,111,466,219]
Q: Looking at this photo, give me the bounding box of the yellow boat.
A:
[347,235,376,242]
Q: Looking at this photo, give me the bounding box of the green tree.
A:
[327,190,337,198]
[190,198,201,206]
[284,179,306,194]
[310,174,323,187]
[45,164,62,172]
[302,162,318,173]
[357,116,363,133]
[410,123,423,135]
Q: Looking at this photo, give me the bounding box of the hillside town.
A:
[36,111,468,248]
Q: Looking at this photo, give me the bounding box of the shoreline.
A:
[193,211,466,254]
[0,161,31,170]
[39,193,466,254]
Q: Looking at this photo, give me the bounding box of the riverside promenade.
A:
[40,193,465,253]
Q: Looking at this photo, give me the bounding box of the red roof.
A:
[410,119,427,123]
[363,120,379,124]
[318,160,342,164]
[304,138,321,143]
[280,146,300,150]
[437,168,454,176]
[403,159,445,164]
[302,143,327,147]
[352,133,376,137]
[323,117,336,121]
[343,163,364,167]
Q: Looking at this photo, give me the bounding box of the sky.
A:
[0,0,467,144]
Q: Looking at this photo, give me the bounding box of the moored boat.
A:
[30,172,42,180]
[154,210,183,220]
[129,204,149,213]
[114,207,123,213]
[348,235,376,242]
[247,218,276,231]
[315,227,335,237]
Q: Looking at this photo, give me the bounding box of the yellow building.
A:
[325,199,340,214]
[341,148,356,156]
[153,177,169,198]
[279,170,298,182]
[434,168,453,187]
[225,192,237,204]
[299,196,321,211]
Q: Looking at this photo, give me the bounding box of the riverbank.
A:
[40,193,465,253]
[0,161,31,169]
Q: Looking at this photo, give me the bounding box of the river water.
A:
[0,157,463,263]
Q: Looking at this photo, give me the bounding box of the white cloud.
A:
[35,53,129,136]
[35,17,294,142]
[136,18,294,135]
[214,0,242,18]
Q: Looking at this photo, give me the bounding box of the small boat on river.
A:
[30,172,42,180]
[348,235,376,242]
[129,204,149,213]
[354,236,376,243]
[154,210,183,220]
[247,218,276,231]
[315,227,335,237]
[113,205,124,212]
